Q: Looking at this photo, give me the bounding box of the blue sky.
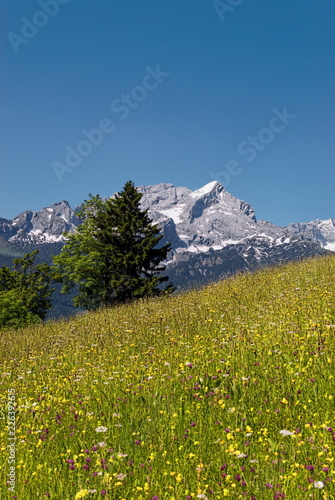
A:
[2,0,335,226]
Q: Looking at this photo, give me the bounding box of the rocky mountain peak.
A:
[1,182,334,259]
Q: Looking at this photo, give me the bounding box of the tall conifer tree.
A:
[53,181,173,309]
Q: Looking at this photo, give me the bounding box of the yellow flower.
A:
[74,489,89,499]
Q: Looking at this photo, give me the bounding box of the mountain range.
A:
[1,181,333,316]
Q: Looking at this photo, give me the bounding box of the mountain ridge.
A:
[0,182,333,313]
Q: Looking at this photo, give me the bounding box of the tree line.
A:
[0,182,173,329]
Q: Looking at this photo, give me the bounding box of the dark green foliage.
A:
[53,181,174,310]
[0,250,55,329]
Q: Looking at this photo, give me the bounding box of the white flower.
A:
[279,429,294,436]
[95,426,108,433]
[116,473,127,480]
[245,433,252,436]
[97,441,106,447]
[196,495,208,500]
[237,453,247,458]
[314,481,324,489]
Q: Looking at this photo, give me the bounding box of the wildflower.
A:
[305,464,315,472]
[279,430,294,436]
[95,426,108,433]
[196,495,208,500]
[314,481,324,489]
[74,489,89,499]
[116,473,127,480]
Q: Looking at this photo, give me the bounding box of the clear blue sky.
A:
[2,0,335,226]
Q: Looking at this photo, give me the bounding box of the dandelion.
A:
[95,426,108,433]
[314,481,324,489]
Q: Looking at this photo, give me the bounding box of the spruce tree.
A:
[53,181,173,309]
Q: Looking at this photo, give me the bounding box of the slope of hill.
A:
[1,254,335,498]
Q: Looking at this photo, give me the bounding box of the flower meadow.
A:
[1,255,335,499]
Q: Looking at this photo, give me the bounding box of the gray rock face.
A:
[138,181,297,258]
[285,219,335,252]
[2,201,81,246]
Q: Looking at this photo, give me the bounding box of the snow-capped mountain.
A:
[137,181,303,257]
[0,181,333,299]
[0,201,81,245]
[285,219,335,252]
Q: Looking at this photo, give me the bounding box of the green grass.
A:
[1,255,335,499]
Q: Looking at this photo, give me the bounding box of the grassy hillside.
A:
[1,255,335,499]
